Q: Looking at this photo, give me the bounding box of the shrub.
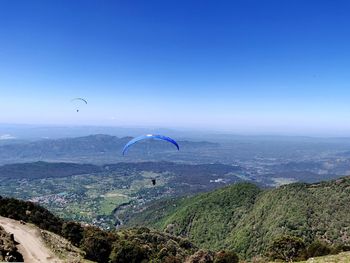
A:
[162,255,182,263]
[179,238,194,250]
[80,226,114,263]
[267,235,306,262]
[214,250,239,263]
[185,250,214,263]
[109,240,150,263]
[306,241,332,258]
[61,221,84,246]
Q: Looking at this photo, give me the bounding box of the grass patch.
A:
[296,252,350,263]
[99,193,131,215]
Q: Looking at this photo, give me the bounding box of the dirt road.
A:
[0,216,62,263]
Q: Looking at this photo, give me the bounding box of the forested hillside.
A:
[128,177,350,259]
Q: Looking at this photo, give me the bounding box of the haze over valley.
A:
[1,128,350,232]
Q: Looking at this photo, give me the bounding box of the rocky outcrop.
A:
[0,225,23,262]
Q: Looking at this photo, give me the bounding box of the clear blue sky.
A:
[1,0,350,135]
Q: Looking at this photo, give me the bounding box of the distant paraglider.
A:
[71,98,88,112]
[122,134,180,155]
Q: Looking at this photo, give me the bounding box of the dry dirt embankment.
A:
[0,216,62,262]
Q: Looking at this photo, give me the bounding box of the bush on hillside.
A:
[185,249,215,263]
[62,221,84,246]
[80,226,115,263]
[306,240,332,258]
[214,250,239,263]
[267,235,306,262]
[109,240,150,263]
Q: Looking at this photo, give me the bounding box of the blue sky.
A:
[1,0,350,135]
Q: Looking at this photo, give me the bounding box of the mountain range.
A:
[0,134,219,165]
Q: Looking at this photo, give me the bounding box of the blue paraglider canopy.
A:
[122,134,179,155]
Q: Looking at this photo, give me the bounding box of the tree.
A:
[185,250,214,263]
[61,221,84,246]
[267,235,306,262]
[80,226,114,263]
[109,240,150,263]
[306,241,332,258]
[214,250,239,263]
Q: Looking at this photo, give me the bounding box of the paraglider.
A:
[122,134,180,155]
[123,134,179,186]
[71,98,87,112]
[151,178,156,185]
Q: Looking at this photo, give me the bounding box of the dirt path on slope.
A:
[0,216,62,263]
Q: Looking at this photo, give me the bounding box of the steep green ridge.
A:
[129,177,350,258]
[163,183,260,250]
